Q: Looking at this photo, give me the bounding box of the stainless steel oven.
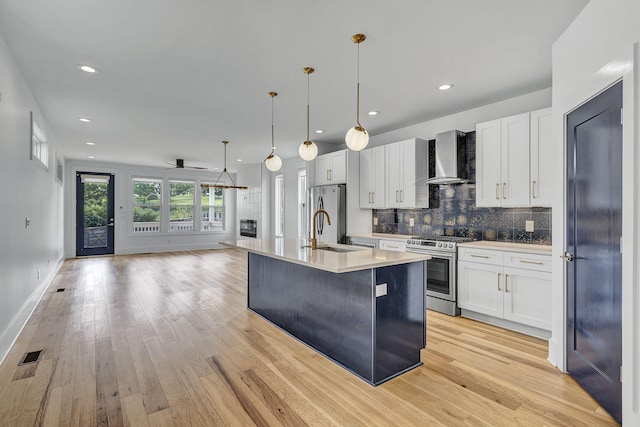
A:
[405,236,473,316]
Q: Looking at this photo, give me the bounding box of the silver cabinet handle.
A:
[372,192,375,204]
[330,169,332,181]
[505,274,509,293]
[400,189,403,202]
[470,254,490,259]
[326,170,330,181]
[496,183,499,199]
[503,182,506,199]
[520,259,543,265]
[532,180,537,198]
[497,273,502,291]
[396,190,399,202]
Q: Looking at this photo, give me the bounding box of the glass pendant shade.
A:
[265,153,282,171]
[299,140,318,161]
[345,126,369,151]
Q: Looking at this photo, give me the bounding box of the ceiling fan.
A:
[164,158,208,170]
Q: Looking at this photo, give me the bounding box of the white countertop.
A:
[458,240,552,254]
[347,233,413,241]
[221,239,431,273]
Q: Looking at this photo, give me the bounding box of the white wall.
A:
[0,34,65,362]
[64,160,237,256]
[551,0,640,424]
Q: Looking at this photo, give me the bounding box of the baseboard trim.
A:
[0,255,64,365]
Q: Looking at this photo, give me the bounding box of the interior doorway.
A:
[76,172,115,256]
[565,81,622,423]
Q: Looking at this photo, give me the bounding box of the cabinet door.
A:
[329,150,347,184]
[360,149,373,208]
[370,146,386,208]
[385,142,401,206]
[501,113,530,206]
[399,139,417,207]
[530,107,552,206]
[475,119,502,207]
[315,155,331,185]
[503,267,551,330]
[457,261,503,317]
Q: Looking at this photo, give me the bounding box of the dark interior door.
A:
[76,172,115,256]
[566,81,622,423]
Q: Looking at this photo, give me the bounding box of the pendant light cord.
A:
[271,95,275,151]
[356,41,361,128]
[307,71,311,142]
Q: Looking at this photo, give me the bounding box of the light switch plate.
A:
[525,220,534,232]
[376,283,388,297]
[373,217,378,226]
[409,218,414,227]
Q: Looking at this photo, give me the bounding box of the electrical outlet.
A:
[409,218,415,227]
[373,217,378,226]
[525,220,535,232]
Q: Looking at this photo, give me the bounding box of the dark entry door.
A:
[76,172,115,256]
[566,81,622,423]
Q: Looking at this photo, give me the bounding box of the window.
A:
[169,181,195,232]
[201,185,225,232]
[30,112,49,170]
[298,168,308,241]
[132,178,162,232]
[275,173,284,237]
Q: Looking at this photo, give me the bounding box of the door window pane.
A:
[83,181,108,248]
[169,181,195,232]
[133,179,162,232]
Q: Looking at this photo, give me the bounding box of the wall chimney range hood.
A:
[425,130,470,185]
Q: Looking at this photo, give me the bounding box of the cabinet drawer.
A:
[504,252,551,272]
[458,247,503,264]
[379,239,406,252]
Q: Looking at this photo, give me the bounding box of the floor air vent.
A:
[56,288,65,292]
[20,350,43,365]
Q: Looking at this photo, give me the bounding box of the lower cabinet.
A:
[458,247,551,332]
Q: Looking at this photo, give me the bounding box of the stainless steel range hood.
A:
[425,130,470,184]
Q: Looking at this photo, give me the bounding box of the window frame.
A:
[200,183,226,233]
[131,177,163,233]
[169,180,196,232]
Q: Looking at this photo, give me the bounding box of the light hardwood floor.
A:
[0,249,619,426]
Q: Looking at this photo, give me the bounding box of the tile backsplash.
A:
[371,131,552,245]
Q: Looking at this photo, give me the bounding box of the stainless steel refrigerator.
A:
[309,184,347,245]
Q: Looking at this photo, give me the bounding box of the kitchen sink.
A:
[315,246,362,253]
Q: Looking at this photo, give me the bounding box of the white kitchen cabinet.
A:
[476,108,552,208]
[476,113,530,207]
[378,238,406,252]
[315,149,347,185]
[359,146,385,208]
[457,246,551,332]
[384,138,429,208]
[529,107,552,206]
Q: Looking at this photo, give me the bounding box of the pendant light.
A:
[264,92,283,172]
[203,141,248,190]
[345,33,369,151]
[299,67,318,161]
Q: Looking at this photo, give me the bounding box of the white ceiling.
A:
[0,0,589,171]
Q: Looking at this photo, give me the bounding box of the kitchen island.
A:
[222,238,430,385]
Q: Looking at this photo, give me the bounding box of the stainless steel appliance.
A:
[309,184,346,245]
[405,235,474,316]
[239,219,257,238]
[424,130,470,185]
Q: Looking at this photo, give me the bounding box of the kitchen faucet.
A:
[310,209,331,250]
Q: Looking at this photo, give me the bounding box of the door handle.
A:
[561,252,574,262]
[400,190,403,203]
[496,183,499,199]
[396,190,399,202]
[497,273,501,291]
[503,182,506,199]
[505,274,509,293]
[108,223,114,227]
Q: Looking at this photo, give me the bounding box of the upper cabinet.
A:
[315,150,347,185]
[529,108,552,206]
[359,146,386,208]
[476,108,551,207]
[385,138,429,208]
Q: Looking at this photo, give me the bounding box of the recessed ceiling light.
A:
[367,111,379,116]
[214,167,219,170]
[237,159,242,162]
[88,156,95,159]
[438,84,454,91]
[85,142,95,146]
[78,118,92,123]
[315,130,324,134]
[78,65,99,73]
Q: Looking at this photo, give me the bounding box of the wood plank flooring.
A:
[0,249,619,426]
